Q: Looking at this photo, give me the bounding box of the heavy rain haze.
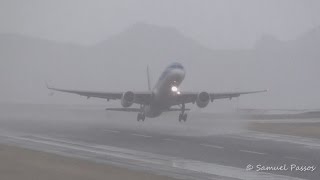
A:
[2,3,320,180]
[1,0,320,110]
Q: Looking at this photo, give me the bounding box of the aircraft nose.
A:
[173,68,185,80]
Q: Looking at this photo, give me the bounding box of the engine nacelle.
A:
[121,91,135,107]
[196,91,210,108]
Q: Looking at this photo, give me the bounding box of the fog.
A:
[0,0,320,110]
[1,0,320,48]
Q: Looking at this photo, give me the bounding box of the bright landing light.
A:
[171,86,181,95]
[171,86,178,92]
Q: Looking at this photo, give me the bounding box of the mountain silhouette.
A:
[0,23,319,108]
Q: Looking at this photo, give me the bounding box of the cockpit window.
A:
[169,63,184,69]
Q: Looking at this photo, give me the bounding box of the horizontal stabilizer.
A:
[105,108,140,112]
[105,107,190,112]
[166,108,190,111]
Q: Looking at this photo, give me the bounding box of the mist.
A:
[0,0,320,110]
[1,0,320,48]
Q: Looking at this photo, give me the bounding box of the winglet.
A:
[45,81,53,89]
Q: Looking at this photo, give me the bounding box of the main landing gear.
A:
[178,103,187,122]
[137,104,145,122]
[137,113,145,121]
[179,113,187,122]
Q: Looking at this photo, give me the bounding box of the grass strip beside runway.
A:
[0,143,178,180]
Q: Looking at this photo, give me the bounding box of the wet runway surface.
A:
[0,104,319,180]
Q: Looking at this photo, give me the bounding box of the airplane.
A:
[47,62,267,122]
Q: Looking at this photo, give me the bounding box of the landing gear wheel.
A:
[178,113,187,122]
[137,113,145,122]
[183,113,187,122]
[178,113,182,122]
[178,103,187,122]
[137,113,141,121]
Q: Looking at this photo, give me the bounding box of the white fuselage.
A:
[143,63,185,117]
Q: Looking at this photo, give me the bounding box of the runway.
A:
[0,104,319,180]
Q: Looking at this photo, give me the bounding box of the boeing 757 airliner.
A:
[47,62,266,122]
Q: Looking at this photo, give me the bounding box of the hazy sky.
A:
[1,0,320,48]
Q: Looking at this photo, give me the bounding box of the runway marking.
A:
[239,149,266,155]
[104,129,120,133]
[236,131,320,149]
[131,133,152,138]
[200,143,224,149]
[285,156,304,161]
[0,134,306,180]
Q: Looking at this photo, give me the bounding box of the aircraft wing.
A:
[46,85,152,105]
[209,90,267,100]
[174,90,267,105]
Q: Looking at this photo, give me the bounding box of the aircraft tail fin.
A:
[147,65,151,91]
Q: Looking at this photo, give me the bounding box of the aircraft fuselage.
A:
[143,63,185,117]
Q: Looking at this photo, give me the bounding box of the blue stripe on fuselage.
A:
[158,62,184,82]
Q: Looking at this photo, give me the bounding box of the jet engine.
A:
[121,91,135,107]
[196,91,210,108]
